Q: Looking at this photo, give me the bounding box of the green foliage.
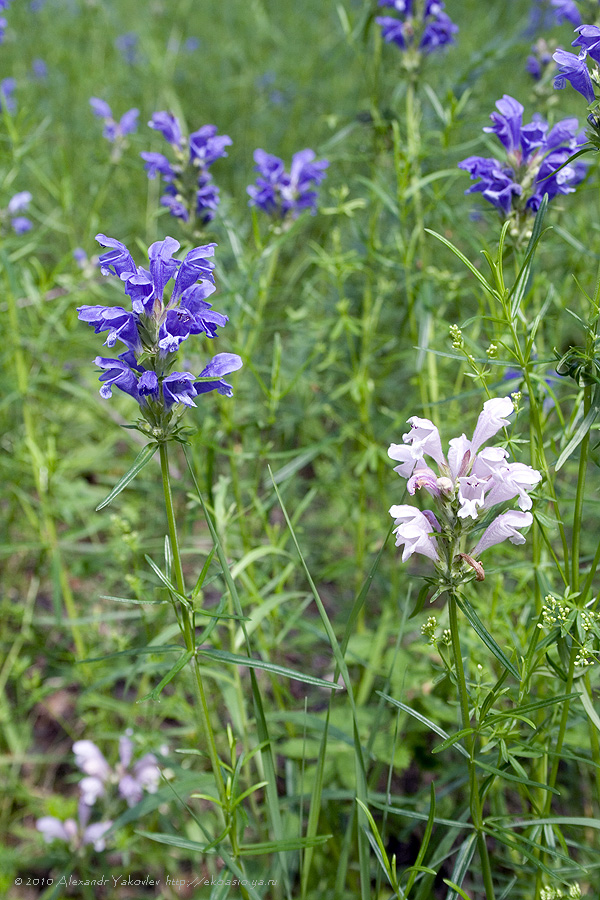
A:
[3,0,600,898]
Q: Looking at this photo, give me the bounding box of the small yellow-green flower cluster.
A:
[540,883,581,900]
[538,595,600,668]
[421,617,452,648]
[421,616,438,644]
[538,594,570,629]
[449,324,463,350]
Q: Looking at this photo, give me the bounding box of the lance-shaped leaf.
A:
[455,593,520,680]
[197,647,342,691]
[96,442,158,511]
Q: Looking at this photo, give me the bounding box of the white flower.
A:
[471,510,533,557]
[37,799,112,852]
[389,505,440,562]
[470,396,514,455]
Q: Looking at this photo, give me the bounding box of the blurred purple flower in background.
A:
[376,0,458,55]
[90,98,139,143]
[247,148,328,220]
[37,798,112,852]
[142,113,231,225]
[526,38,555,79]
[32,58,48,79]
[7,191,33,233]
[73,247,89,268]
[528,0,583,32]
[0,77,16,112]
[115,31,139,64]
[73,734,160,808]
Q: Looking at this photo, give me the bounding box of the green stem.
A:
[158,442,227,810]
[448,591,496,900]
[571,385,592,593]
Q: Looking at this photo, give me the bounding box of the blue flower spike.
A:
[78,235,242,439]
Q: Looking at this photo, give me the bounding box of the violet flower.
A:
[549,0,583,26]
[458,94,587,218]
[32,58,48,80]
[375,0,458,56]
[77,234,242,435]
[7,191,33,233]
[247,148,328,221]
[73,734,160,808]
[388,397,541,576]
[142,113,231,226]
[0,77,16,113]
[90,98,139,144]
[526,39,554,81]
[115,32,139,64]
[552,22,600,108]
[37,798,112,851]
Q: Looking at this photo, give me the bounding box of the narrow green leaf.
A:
[455,594,520,680]
[409,581,433,619]
[487,824,572,874]
[249,669,291,894]
[509,195,548,319]
[100,594,166,606]
[555,388,600,471]
[356,799,396,888]
[147,771,265,900]
[238,835,332,855]
[369,798,474,831]
[302,705,332,900]
[497,815,600,830]
[485,692,577,725]
[144,554,191,607]
[340,523,393,654]
[145,555,245,620]
[475,760,559,794]
[95,443,158,511]
[137,650,193,702]
[197,647,341,690]
[191,546,217,600]
[135,829,216,852]
[444,834,477,900]
[79,644,181,663]
[443,880,472,900]
[424,229,496,297]
[403,865,437,877]
[210,880,231,900]
[378,692,470,759]
[267,439,337,487]
[431,727,474,756]
[404,782,436,895]
[575,679,600,733]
